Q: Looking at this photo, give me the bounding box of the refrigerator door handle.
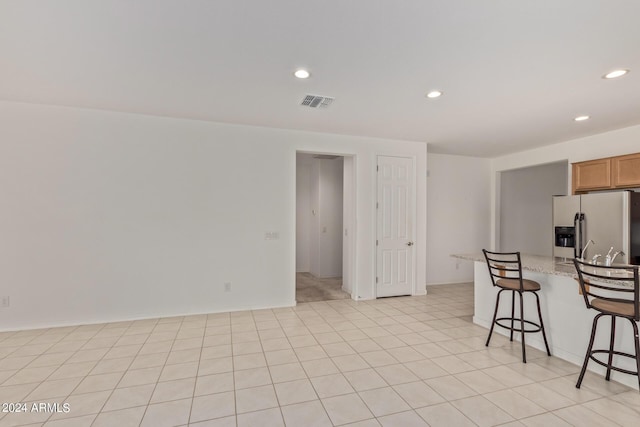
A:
[573,212,580,258]
[574,212,583,259]
[573,213,579,258]
[578,213,585,259]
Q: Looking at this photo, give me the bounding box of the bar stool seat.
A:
[483,249,552,363]
[590,299,635,317]
[573,258,640,390]
[496,278,541,291]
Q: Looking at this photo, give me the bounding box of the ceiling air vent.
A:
[301,94,334,109]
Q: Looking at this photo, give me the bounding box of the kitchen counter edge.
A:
[451,253,578,278]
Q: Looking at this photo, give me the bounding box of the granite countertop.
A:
[453,253,638,288]
[451,253,578,278]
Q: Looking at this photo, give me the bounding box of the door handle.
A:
[406,241,414,246]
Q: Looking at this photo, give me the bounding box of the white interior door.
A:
[376,156,414,297]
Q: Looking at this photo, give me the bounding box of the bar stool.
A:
[573,258,640,390]
[483,250,551,363]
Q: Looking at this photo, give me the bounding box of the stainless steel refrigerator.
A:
[552,191,640,264]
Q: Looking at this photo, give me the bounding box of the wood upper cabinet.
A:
[572,158,611,193]
[612,153,640,188]
[572,152,640,193]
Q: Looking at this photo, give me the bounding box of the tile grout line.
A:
[85,318,160,425]
[90,316,169,427]
[8,323,104,425]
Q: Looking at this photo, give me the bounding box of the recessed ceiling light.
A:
[574,115,590,122]
[603,69,629,79]
[294,69,310,79]
[426,90,442,99]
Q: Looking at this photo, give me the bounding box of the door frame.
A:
[374,154,418,298]
[294,150,358,301]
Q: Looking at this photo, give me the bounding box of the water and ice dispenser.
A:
[554,226,575,248]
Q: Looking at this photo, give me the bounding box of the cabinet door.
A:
[612,153,640,188]
[572,158,611,193]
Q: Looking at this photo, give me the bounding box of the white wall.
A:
[314,158,343,278]
[490,124,640,249]
[309,159,320,276]
[295,154,313,272]
[499,162,567,255]
[426,153,491,285]
[342,156,355,294]
[0,101,427,331]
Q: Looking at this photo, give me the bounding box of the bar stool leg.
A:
[519,291,526,363]
[510,291,515,342]
[606,315,616,381]
[486,289,503,347]
[631,319,640,391]
[577,313,603,388]
[534,292,551,356]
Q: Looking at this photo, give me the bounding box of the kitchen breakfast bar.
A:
[453,253,639,390]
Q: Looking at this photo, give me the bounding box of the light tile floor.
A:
[1,283,639,426]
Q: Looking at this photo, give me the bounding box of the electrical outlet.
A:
[1,296,9,308]
[224,282,232,292]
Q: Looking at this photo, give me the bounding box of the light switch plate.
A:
[264,232,279,240]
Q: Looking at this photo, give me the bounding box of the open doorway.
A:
[296,152,355,302]
[498,161,567,255]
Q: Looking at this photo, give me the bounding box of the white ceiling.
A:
[2,1,640,157]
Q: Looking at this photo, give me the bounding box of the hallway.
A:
[296,273,350,303]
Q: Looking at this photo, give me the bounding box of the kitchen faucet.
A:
[580,239,595,260]
[591,254,602,264]
[604,247,614,266]
[610,250,625,264]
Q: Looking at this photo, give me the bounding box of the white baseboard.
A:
[0,300,298,333]
[426,281,473,286]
